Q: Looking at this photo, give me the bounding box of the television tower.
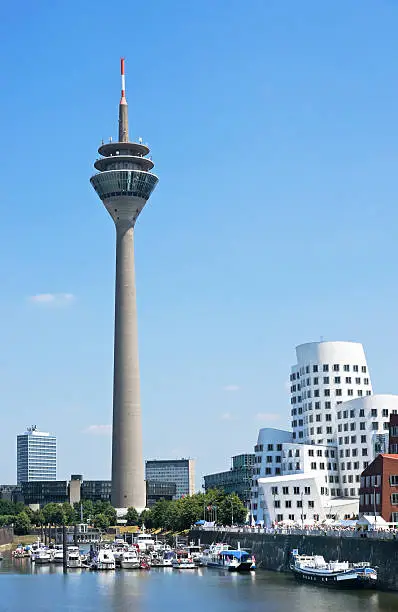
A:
[90,59,158,509]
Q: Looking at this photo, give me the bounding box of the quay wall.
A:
[0,528,13,546]
[190,529,398,591]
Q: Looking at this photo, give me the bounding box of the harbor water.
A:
[1,551,397,612]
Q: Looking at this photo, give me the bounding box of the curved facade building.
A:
[290,341,372,447]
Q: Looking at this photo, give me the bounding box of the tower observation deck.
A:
[90,59,158,510]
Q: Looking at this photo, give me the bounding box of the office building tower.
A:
[145,459,195,500]
[17,425,56,484]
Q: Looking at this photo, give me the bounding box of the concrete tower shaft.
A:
[90,59,158,510]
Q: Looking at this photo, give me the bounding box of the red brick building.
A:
[389,414,398,453]
[359,454,398,522]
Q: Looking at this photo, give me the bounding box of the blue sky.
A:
[1,0,398,486]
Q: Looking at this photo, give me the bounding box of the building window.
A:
[333,364,340,372]
[355,377,361,385]
[285,500,292,508]
[293,487,300,494]
[336,389,342,396]
[266,456,272,463]
[334,376,341,384]
[350,423,356,431]
[308,500,314,508]
[360,422,365,430]
[271,486,278,495]
[311,462,317,469]
[364,378,369,385]
[325,402,331,409]
[344,365,350,372]
[345,377,352,383]
[274,500,280,508]
[323,364,329,372]
[315,402,320,409]
[362,448,368,456]
[304,487,311,495]
[308,449,314,457]
[347,389,353,396]
[351,436,356,444]
[391,493,398,505]
[353,365,358,372]
[362,366,367,373]
[282,486,289,495]
[372,422,378,430]
[317,449,322,456]
[313,365,318,373]
[267,444,274,451]
[324,389,330,397]
[297,500,302,508]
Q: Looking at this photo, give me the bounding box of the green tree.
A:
[31,510,45,526]
[218,494,247,525]
[93,513,110,531]
[126,507,139,526]
[139,509,153,529]
[14,511,32,535]
[0,515,17,527]
[43,503,66,525]
[62,502,77,525]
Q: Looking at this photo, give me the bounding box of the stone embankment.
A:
[0,527,14,549]
[190,529,398,591]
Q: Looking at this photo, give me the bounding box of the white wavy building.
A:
[251,341,398,525]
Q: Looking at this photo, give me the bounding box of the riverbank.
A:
[190,529,398,591]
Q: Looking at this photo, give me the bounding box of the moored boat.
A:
[172,551,198,569]
[290,550,377,588]
[92,549,116,570]
[67,546,82,568]
[120,549,140,569]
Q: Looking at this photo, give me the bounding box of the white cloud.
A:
[28,293,76,305]
[220,412,236,421]
[223,385,240,392]
[255,412,279,422]
[83,424,112,435]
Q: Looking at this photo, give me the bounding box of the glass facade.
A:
[17,428,56,485]
[204,454,255,504]
[91,170,158,201]
[81,480,112,502]
[21,481,68,505]
[145,459,195,500]
[146,481,176,507]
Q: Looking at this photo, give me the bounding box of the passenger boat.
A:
[216,550,256,572]
[290,550,377,588]
[172,551,198,569]
[120,549,140,569]
[199,543,232,566]
[67,546,82,568]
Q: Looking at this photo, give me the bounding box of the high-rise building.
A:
[145,459,195,500]
[90,59,159,510]
[17,426,56,485]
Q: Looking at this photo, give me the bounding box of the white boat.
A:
[120,549,140,569]
[134,533,155,552]
[67,546,82,568]
[94,549,116,570]
[33,548,52,564]
[215,550,256,572]
[53,548,64,564]
[290,550,377,588]
[183,543,202,564]
[199,543,232,566]
[172,551,198,570]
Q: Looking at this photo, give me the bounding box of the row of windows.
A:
[360,475,382,488]
[293,376,369,391]
[274,499,316,508]
[291,390,372,405]
[309,462,338,471]
[291,364,367,379]
[337,422,387,432]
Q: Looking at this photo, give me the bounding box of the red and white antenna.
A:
[120,57,126,103]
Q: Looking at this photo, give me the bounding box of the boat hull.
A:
[290,567,377,589]
[120,561,140,569]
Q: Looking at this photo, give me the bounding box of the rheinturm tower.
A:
[90,59,158,509]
